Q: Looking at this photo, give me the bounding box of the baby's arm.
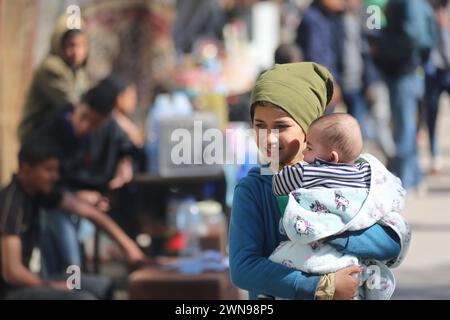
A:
[272,162,305,196]
[325,224,401,261]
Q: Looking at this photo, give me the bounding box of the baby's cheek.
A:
[302,151,312,163]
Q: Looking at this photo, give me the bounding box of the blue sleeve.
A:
[229,183,320,300]
[326,224,401,261]
[272,163,305,196]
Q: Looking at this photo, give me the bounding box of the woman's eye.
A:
[276,125,290,130]
[254,123,265,129]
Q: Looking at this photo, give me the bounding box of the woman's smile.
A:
[253,105,305,166]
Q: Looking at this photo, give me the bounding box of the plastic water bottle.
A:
[145,92,193,174]
[176,197,203,274]
[177,197,202,257]
[146,93,170,174]
[197,200,226,253]
[172,91,193,116]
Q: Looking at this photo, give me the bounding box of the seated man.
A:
[0,138,117,299]
[33,76,146,275]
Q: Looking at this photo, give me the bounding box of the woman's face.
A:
[253,104,306,166]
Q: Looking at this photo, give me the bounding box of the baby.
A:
[268,113,409,300]
[273,113,369,194]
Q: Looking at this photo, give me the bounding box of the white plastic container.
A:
[197,200,227,254]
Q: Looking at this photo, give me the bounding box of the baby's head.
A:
[302,113,363,164]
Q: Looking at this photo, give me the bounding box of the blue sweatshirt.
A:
[229,167,401,300]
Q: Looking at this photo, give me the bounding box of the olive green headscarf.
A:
[250,62,334,134]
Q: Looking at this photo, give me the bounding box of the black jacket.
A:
[36,105,137,193]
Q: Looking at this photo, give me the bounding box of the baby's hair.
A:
[309,113,363,163]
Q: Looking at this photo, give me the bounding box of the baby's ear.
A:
[329,151,339,163]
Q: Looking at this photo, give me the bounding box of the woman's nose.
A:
[267,130,279,146]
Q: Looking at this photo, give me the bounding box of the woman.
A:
[229,62,401,300]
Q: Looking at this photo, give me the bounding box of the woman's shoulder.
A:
[232,167,279,219]
[234,167,274,205]
[236,167,272,188]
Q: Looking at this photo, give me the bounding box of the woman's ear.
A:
[329,151,339,163]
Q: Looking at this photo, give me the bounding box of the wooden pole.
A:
[0,0,39,185]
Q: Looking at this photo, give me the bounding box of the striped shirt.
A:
[0,175,61,297]
[0,176,40,296]
[272,159,372,196]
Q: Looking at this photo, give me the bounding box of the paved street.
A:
[389,96,450,300]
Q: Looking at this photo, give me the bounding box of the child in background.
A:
[109,75,145,148]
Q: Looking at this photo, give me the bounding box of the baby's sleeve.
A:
[272,162,305,196]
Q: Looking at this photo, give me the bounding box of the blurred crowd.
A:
[1,0,449,299]
[291,0,449,191]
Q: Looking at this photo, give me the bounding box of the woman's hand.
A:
[333,266,363,300]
